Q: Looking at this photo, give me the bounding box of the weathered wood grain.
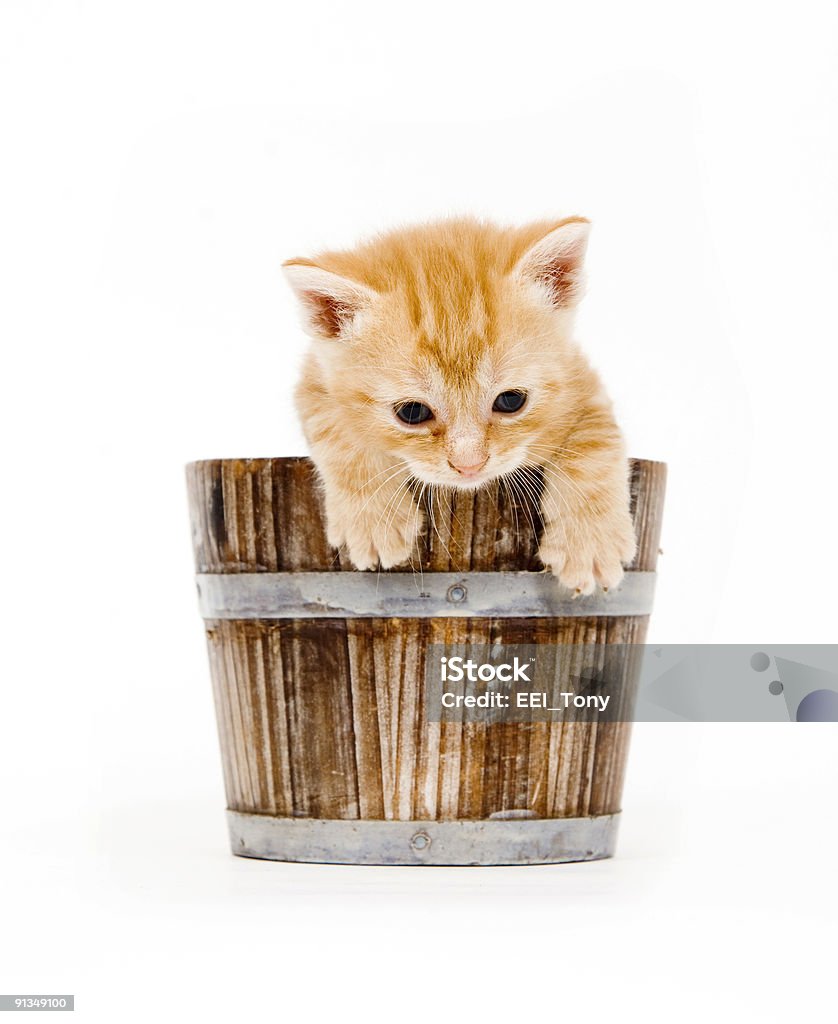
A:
[187,457,666,821]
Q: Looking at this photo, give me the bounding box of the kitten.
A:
[282,217,635,595]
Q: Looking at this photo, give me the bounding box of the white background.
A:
[1,1,836,1021]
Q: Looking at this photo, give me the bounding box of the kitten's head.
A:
[284,217,593,490]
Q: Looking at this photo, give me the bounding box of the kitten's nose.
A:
[449,457,488,477]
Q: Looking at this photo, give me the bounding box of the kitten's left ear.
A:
[514,218,591,308]
[282,260,377,340]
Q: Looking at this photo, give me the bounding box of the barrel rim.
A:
[227,810,621,866]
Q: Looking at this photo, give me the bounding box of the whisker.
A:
[428,484,455,564]
[518,459,573,552]
[507,468,540,542]
[500,474,520,544]
[351,460,411,500]
[407,481,427,591]
[353,466,413,523]
[526,442,584,460]
[524,449,590,508]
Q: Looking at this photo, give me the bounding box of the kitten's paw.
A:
[330,498,424,570]
[538,516,636,596]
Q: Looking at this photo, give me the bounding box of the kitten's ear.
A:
[514,218,591,309]
[282,260,377,340]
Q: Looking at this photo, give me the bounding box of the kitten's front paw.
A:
[328,495,424,570]
[538,515,636,596]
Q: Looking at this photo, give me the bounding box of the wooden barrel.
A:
[186,456,666,865]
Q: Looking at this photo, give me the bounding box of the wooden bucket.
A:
[187,456,666,865]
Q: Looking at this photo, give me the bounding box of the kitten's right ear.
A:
[514,218,591,309]
[282,260,377,341]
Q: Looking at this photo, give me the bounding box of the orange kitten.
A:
[282,217,635,594]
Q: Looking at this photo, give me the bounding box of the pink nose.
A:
[449,458,488,477]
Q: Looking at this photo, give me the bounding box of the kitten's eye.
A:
[395,401,434,425]
[492,390,527,414]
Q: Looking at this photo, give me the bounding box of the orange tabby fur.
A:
[283,217,635,594]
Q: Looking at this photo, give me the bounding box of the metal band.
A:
[227,811,619,866]
[196,569,655,619]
